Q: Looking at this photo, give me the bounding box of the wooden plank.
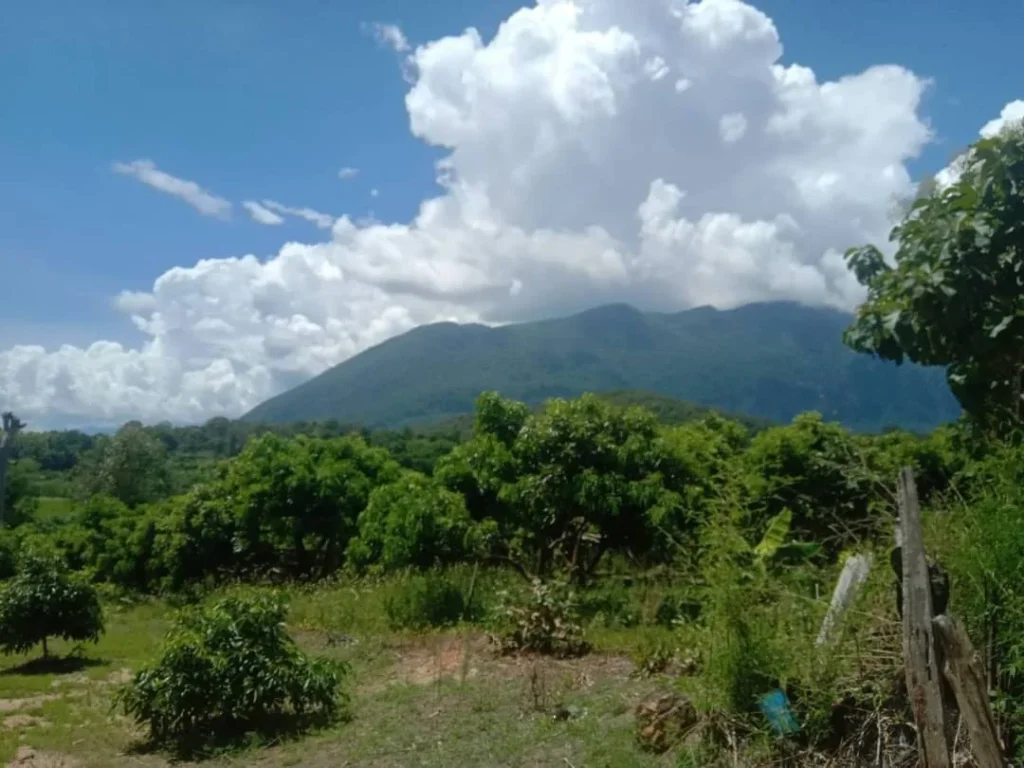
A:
[898,467,951,768]
[933,614,1006,768]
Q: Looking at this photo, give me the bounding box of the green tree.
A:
[222,434,400,578]
[77,422,171,507]
[149,486,237,590]
[844,122,1024,433]
[0,555,104,658]
[347,472,478,571]
[2,457,40,528]
[741,413,877,556]
[440,393,683,581]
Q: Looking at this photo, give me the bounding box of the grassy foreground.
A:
[0,582,682,768]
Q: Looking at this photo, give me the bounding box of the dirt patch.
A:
[0,696,59,715]
[48,674,88,689]
[3,715,48,730]
[104,668,133,685]
[6,746,79,767]
[374,633,635,691]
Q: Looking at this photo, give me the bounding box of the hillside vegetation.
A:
[243,301,960,433]
[0,107,1021,768]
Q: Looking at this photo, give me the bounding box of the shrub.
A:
[742,413,879,557]
[0,555,104,658]
[932,444,1024,761]
[383,569,477,630]
[115,594,345,754]
[631,636,676,677]
[496,578,590,657]
[577,582,642,628]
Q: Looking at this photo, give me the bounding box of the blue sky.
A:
[1,0,1022,427]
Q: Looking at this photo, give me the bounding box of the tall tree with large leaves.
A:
[843,123,1024,434]
[77,422,172,507]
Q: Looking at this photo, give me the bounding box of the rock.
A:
[635,691,697,753]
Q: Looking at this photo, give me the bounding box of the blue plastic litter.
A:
[758,688,800,735]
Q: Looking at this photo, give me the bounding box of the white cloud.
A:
[243,201,285,226]
[261,200,335,229]
[8,0,1013,429]
[935,98,1024,189]
[980,99,1024,138]
[370,188,380,198]
[338,167,360,179]
[370,23,410,53]
[112,159,232,219]
[719,112,748,143]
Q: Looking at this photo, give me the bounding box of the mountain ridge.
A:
[243,301,961,433]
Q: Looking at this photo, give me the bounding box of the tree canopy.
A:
[844,122,1024,433]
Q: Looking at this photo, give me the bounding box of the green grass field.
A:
[0,583,681,768]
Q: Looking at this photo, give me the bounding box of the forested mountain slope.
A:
[244,301,960,433]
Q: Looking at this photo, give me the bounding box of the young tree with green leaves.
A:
[115,594,345,753]
[844,122,1024,434]
[0,555,104,659]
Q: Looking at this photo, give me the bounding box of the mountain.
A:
[243,302,961,433]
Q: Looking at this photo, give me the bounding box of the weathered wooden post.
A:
[898,467,951,768]
[933,614,1005,767]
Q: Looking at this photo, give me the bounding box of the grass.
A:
[0,578,682,767]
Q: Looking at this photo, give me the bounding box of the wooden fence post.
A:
[933,614,1006,767]
[898,467,951,768]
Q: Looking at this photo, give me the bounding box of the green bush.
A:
[932,444,1024,761]
[383,570,478,630]
[115,594,345,755]
[0,555,104,658]
[742,413,879,557]
[496,578,590,657]
[576,582,642,628]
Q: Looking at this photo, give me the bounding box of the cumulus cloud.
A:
[980,99,1024,138]
[7,0,1015,429]
[112,159,232,219]
[934,98,1024,189]
[260,200,335,229]
[338,167,360,179]
[370,22,410,53]
[243,201,286,226]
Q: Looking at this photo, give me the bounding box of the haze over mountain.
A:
[244,302,960,433]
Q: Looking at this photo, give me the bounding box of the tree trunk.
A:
[0,412,25,528]
[42,636,48,659]
[0,457,7,528]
